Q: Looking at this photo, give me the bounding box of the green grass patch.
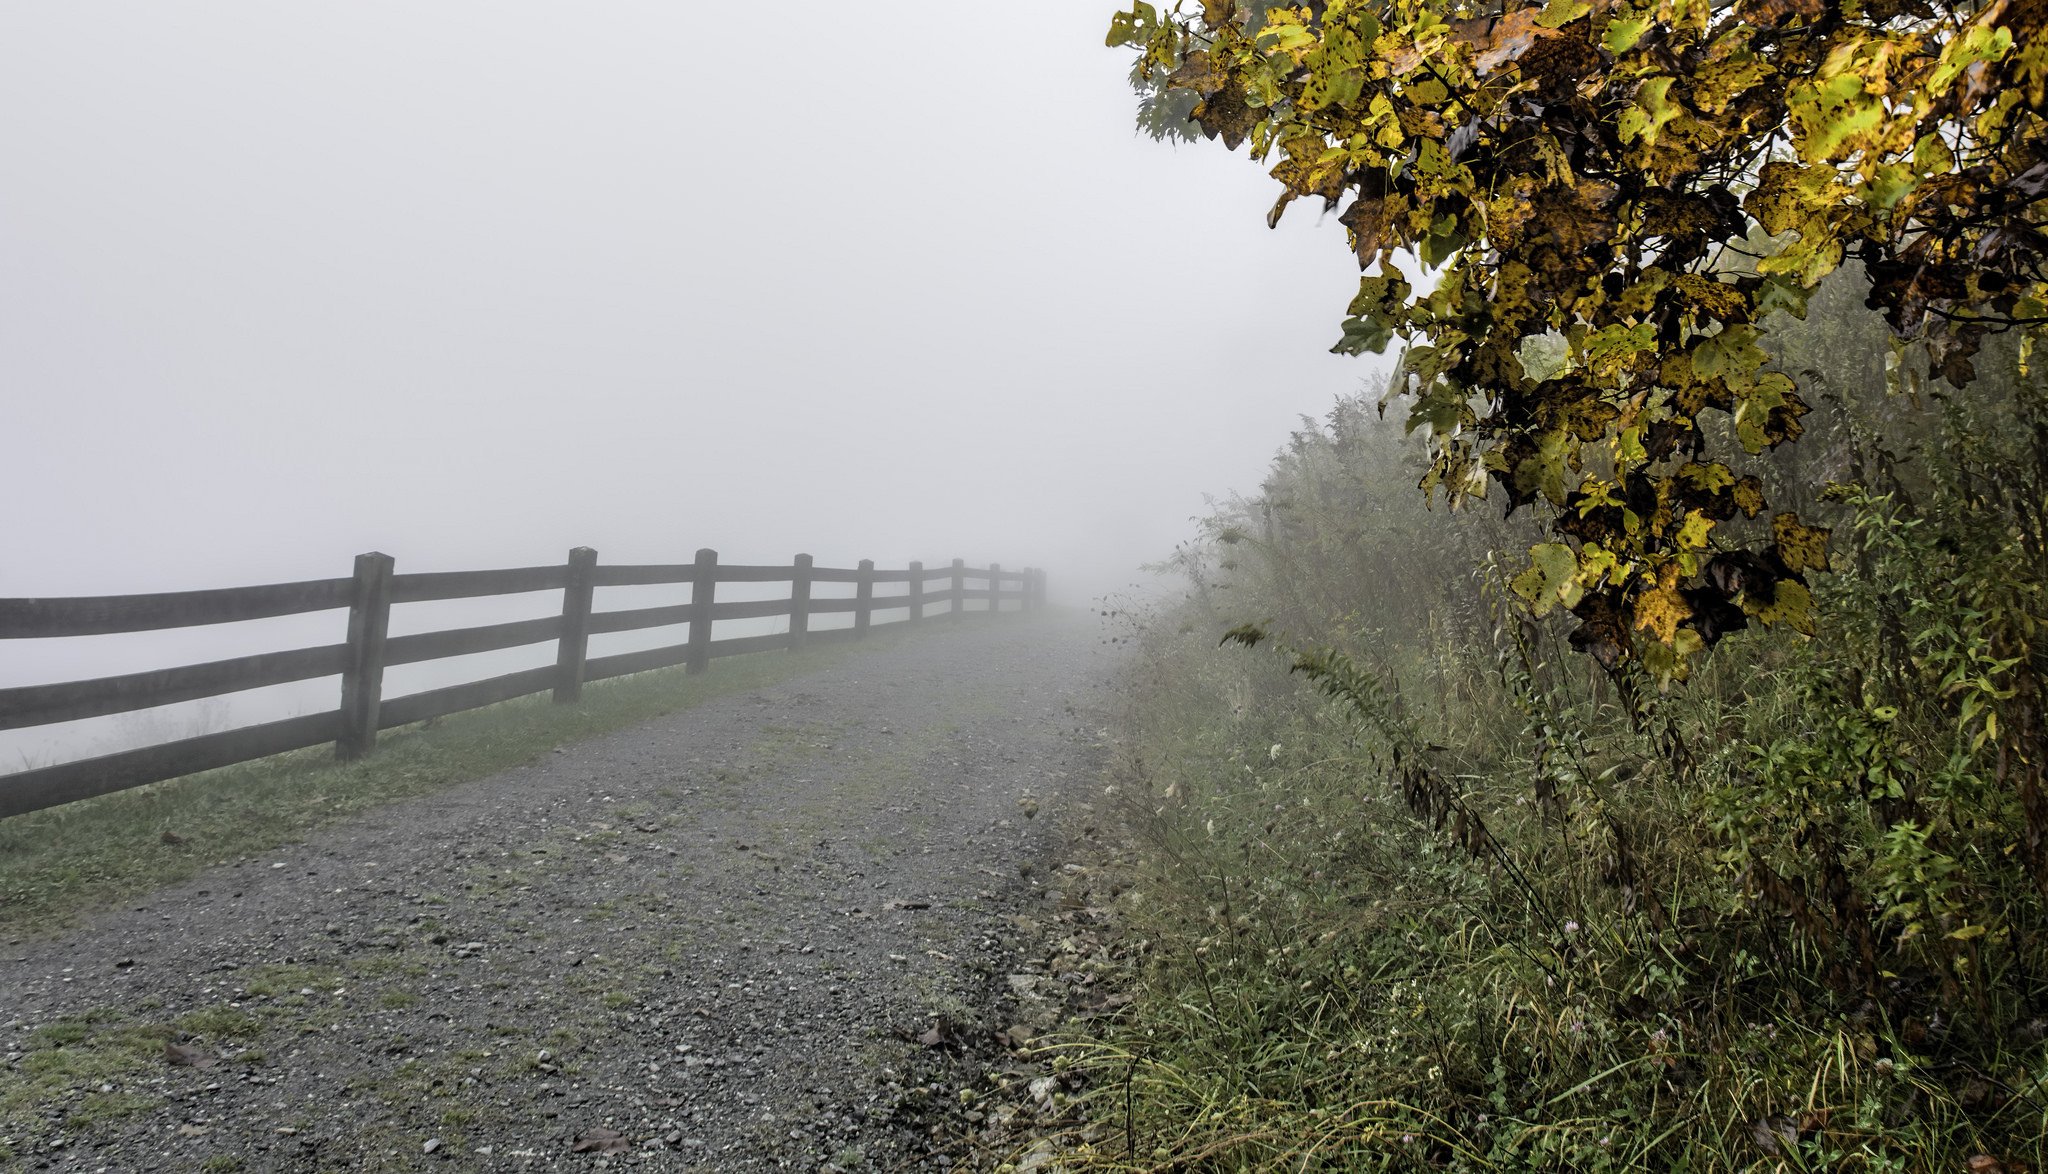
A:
[173,1006,262,1042]
[243,962,342,999]
[1,1011,174,1132]
[0,631,915,935]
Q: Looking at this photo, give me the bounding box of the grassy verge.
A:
[1035,616,2045,1171]
[1018,348,2048,1167]
[0,628,911,936]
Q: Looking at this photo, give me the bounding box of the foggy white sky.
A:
[4,0,1384,608]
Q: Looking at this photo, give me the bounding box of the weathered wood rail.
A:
[0,550,1045,819]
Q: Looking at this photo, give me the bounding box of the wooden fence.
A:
[0,549,1045,819]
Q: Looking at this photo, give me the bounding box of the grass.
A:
[0,628,922,936]
[1008,364,2048,1167]
[1027,588,2048,1167]
[1,1009,176,1135]
[1044,631,1817,1169]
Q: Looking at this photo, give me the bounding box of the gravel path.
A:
[0,610,1109,1173]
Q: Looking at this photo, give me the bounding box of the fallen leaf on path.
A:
[164,1041,216,1068]
[571,1127,631,1154]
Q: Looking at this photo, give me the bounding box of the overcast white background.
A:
[2,2,1383,764]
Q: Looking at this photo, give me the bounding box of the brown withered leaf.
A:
[1463,9,1558,75]
[1380,43,1423,76]
[1167,49,1227,95]
[1684,586,1750,647]
[1192,87,1258,150]
[1339,196,1390,266]
[1927,322,1986,387]
[1516,30,1601,92]
[570,1128,631,1154]
[1737,0,1825,25]
[1641,190,1728,239]
[1568,592,1629,669]
[1532,181,1620,254]
[164,1041,216,1068]
[1865,255,1967,336]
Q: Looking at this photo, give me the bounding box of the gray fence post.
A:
[908,560,924,623]
[789,553,813,651]
[854,559,874,638]
[686,548,718,674]
[989,563,1002,614]
[553,546,598,704]
[950,559,965,621]
[338,551,394,760]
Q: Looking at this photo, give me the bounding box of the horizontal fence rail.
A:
[0,549,1045,819]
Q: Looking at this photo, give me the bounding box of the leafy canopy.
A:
[1110,0,2048,678]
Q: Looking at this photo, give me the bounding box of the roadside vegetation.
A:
[1041,271,2048,1169]
[1065,1,2048,1167]
[0,637,889,936]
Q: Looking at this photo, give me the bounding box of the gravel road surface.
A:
[0,610,1108,1173]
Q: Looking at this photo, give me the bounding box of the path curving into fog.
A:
[0,610,1110,1171]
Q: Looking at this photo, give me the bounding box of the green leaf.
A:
[1929,25,2012,95]
[1788,72,1884,162]
[1419,229,1467,268]
[1511,542,1584,617]
[1603,15,1651,55]
[1618,77,1680,146]
[1331,315,1396,355]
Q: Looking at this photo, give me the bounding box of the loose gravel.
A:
[0,610,1109,1172]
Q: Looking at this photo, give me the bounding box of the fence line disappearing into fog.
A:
[0,549,1047,819]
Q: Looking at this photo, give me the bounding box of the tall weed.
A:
[1050,279,2048,1170]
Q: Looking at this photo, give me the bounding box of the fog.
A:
[2,2,1383,766]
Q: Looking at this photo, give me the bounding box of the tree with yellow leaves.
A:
[1111,0,2048,679]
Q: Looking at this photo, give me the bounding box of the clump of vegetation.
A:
[1066,1,2048,1166]
[1045,268,2048,1168]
